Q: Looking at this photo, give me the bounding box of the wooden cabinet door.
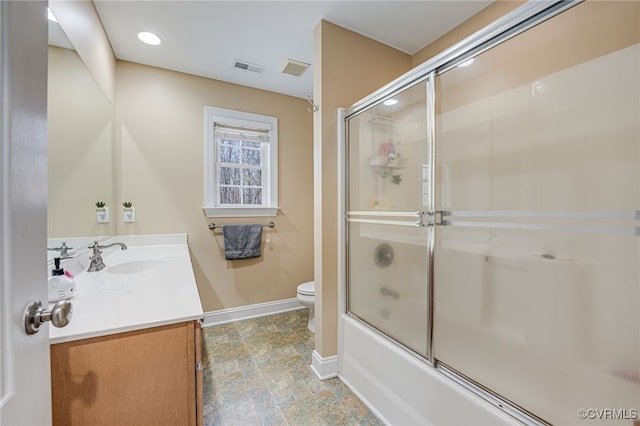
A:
[51,322,198,426]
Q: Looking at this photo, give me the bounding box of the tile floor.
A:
[201,308,384,426]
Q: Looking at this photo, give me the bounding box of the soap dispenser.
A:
[48,257,76,302]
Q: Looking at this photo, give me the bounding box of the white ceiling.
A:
[93,1,492,99]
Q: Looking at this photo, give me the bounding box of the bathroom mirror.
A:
[47,18,115,255]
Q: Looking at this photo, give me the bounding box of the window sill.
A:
[202,207,279,218]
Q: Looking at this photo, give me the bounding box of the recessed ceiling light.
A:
[47,7,58,23]
[137,32,162,46]
[383,99,398,106]
[458,58,474,68]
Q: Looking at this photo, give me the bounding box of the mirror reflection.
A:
[47,16,115,258]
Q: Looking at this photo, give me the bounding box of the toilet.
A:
[296,281,315,332]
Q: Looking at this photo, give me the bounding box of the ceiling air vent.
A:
[281,59,310,77]
[232,59,266,74]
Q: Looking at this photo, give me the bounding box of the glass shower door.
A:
[346,81,430,357]
[433,2,640,424]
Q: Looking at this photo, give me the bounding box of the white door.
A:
[0,1,52,425]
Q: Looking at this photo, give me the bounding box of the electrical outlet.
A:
[123,207,136,223]
[96,207,110,223]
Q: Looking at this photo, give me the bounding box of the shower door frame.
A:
[339,0,584,423]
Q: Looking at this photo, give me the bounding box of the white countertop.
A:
[49,234,204,344]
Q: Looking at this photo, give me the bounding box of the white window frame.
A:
[203,106,278,217]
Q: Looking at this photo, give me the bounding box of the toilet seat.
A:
[297,281,314,296]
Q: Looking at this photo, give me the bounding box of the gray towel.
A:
[223,224,263,260]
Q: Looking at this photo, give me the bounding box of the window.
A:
[203,106,278,217]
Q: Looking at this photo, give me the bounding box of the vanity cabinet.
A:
[50,320,203,426]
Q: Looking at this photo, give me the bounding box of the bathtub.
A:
[339,315,522,425]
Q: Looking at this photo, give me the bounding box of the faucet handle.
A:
[47,241,74,258]
[59,242,73,257]
[87,241,106,272]
[48,241,73,250]
[89,241,103,256]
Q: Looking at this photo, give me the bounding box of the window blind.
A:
[214,124,271,144]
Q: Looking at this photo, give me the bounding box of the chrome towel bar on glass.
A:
[208,221,275,230]
[346,211,425,227]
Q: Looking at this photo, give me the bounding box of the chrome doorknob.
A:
[24,299,73,335]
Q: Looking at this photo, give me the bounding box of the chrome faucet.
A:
[87,241,128,272]
[48,242,74,259]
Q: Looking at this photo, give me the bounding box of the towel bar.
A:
[208,221,275,230]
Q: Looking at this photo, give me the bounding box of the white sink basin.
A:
[107,259,171,275]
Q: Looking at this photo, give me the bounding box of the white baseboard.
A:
[202,298,304,327]
[311,349,338,380]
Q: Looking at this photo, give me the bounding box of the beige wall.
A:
[313,20,412,357]
[411,0,524,68]
[115,61,314,312]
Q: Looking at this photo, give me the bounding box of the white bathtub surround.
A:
[48,234,203,343]
[311,350,338,380]
[340,316,520,426]
[201,298,304,327]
